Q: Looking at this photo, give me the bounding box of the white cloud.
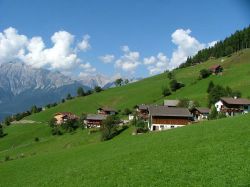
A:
[115,46,140,73]
[99,54,115,63]
[144,53,169,75]
[0,27,95,76]
[169,29,206,69]
[208,40,217,47]
[0,27,28,62]
[77,34,91,52]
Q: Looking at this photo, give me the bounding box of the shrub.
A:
[123,108,132,115]
[34,137,39,142]
[51,127,63,135]
[0,124,4,138]
[162,86,171,96]
[199,69,212,79]
[207,81,215,93]
[208,106,218,120]
[100,115,120,141]
[170,79,185,92]
[94,86,103,93]
[5,155,10,161]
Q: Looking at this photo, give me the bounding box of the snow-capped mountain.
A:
[0,62,89,121]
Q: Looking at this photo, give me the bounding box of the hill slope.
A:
[27,49,250,122]
[1,114,250,186]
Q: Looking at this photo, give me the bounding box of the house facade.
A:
[54,112,79,125]
[85,114,107,128]
[136,104,149,120]
[148,106,192,131]
[190,107,210,121]
[215,97,250,116]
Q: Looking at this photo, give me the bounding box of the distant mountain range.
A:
[0,62,142,121]
[0,62,89,121]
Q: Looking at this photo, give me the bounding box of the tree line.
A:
[180,25,250,68]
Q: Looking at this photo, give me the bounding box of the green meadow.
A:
[0,49,250,186]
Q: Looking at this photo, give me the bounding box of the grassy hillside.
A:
[27,49,250,122]
[1,114,250,186]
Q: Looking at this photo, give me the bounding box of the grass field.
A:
[1,49,250,186]
[26,49,250,122]
[1,114,250,186]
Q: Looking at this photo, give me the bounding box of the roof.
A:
[194,107,210,114]
[86,114,107,121]
[164,100,180,107]
[221,97,250,105]
[98,107,117,112]
[149,106,192,117]
[210,64,222,70]
[137,104,148,110]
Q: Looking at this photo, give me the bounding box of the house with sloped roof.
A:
[210,65,223,74]
[148,106,192,131]
[215,97,250,116]
[85,114,107,128]
[190,107,210,121]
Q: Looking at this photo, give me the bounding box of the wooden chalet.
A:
[190,107,210,121]
[97,107,117,115]
[215,97,250,116]
[210,65,223,74]
[54,112,79,125]
[148,106,192,131]
[85,114,107,128]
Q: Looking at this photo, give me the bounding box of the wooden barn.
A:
[148,106,192,131]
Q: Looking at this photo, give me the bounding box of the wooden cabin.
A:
[148,106,192,131]
[85,114,107,128]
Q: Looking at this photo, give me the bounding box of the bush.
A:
[208,106,218,120]
[61,119,80,133]
[170,79,185,92]
[123,108,132,115]
[34,137,39,142]
[51,127,63,135]
[100,115,120,141]
[162,86,171,96]
[94,86,103,93]
[207,81,215,93]
[0,124,4,138]
[199,69,212,79]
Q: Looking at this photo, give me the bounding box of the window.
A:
[160,125,164,129]
[171,125,175,128]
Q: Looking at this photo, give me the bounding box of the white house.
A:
[215,97,250,116]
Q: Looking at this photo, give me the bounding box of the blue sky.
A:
[0,0,249,79]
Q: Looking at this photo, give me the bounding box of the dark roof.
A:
[86,114,107,120]
[98,107,117,112]
[149,106,192,117]
[164,100,180,107]
[221,97,250,105]
[210,64,222,70]
[194,107,210,114]
[137,104,148,110]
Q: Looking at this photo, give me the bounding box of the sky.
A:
[0,0,249,79]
